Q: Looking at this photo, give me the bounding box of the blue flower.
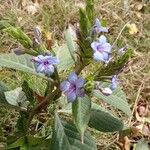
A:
[93,18,108,34]
[60,72,85,103]
[91,35,111,62]
[111,75,117,90]
[32,55,59,75]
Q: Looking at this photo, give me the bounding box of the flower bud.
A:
[33,26,42,41]
[101,88,113,96]
[11,48,25,55]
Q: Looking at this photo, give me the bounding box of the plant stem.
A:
[27,89,61,130]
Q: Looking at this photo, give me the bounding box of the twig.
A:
[128,83,143,126]
[112,22,129,48]
[27,89,61,129]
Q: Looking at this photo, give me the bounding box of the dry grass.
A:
[0,0,149,149]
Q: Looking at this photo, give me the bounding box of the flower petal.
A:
[102,43,111,53]
[47,56,60,65]
[36,64,45,73]
[95,18,101,28]
[98,35,107,44]
[91,42,99,52]
[68,72,78,83]
[93,51,105,62]
[45,65,54,75]
[102,52,110,61]
[99,27,108,33]
[111,75,117,90]
[94,19,108,33]
[60,81,71,92]
[75,78,85,88]
[38,55,45,61]
[67,91,77,103]
[76,88,85,97]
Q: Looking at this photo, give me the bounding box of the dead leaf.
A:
[127,23,138,35]
[34,92,45,103]
[45,32,53,50]
[135,101,149,122]
[119,136,131,150]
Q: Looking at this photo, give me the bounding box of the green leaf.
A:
[0,50,73,78]
[78,8,93,59]
[94,49,133,79]
[54,44,74,72]
[4,26,32,48]
[135,138,149,150]
[7,137,25,149]
[22,81,35,105]
[27,136,45,146]
[93,87,131,116]
[0,53,51,80]
[4,87,27,107]
[79,8,91,38]
[16,112,28,135]
[65,26,78,62]
[89,109,123,132]
[58,98,114,117]
[7,135,46,150]
[91,102,115,115]
[0,20,12,30]
[72,95,91,143]
[28,139,50,150]
[0,81,9,104]
[86,0,94,25]
[50,113,97,150]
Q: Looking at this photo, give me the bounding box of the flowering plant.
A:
[0,0,133,149]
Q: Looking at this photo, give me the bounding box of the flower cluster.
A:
[60,72,85,103]
[30,18,119,103]
[91,19,111,63]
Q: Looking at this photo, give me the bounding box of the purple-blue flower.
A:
[93,18,108,34]
[60,72,85,103]
[32,55,59,75]
[91,35,111,62]
[110,75,117,90]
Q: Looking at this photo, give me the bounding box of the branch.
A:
[27,89,61,129]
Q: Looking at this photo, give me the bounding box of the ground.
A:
[0,0,150,149]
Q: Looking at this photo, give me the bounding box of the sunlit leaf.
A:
[4,87,27,107]
[134,138,149,150]
[72,95,91,143]
[65,25,78,62]
[0,53,51,80]
[54,44,74,72]
[93,86,131,116]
